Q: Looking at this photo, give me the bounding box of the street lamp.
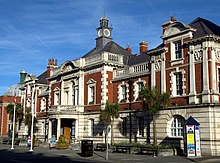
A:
[128,79,133,143]
[30,84,36,152]
[11,95,16,149]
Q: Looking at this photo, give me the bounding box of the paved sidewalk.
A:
[0,144,220,163]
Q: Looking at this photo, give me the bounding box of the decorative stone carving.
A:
[194,50,202,61]
[155,60,161,70]
[214,49,220,61]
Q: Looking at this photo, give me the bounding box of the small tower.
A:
[96,15,113,50]
[20,69,27,83]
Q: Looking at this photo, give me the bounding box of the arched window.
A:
[169,115,185,137]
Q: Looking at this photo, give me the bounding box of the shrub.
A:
[56,135,68,149]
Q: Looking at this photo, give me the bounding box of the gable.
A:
[162,22,195,39]
[60,60,78,73]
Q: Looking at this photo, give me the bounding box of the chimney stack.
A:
[139,41,148,53]
[47,58,58,78]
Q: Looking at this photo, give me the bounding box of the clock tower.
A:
[96,16,113,50]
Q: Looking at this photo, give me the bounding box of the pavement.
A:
[0,144,220,163]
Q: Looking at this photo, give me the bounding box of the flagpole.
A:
[30,84,35,152]
[11,95,16,149]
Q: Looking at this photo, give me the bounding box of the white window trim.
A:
[64,88,69,105]
[40,97,46,111]
[118,81,129,103]
[167,115,185,138]
[217,66,220,93]
[53,87,60,106]
[170,39,184,66]
[87,79,96,105]
[170,69,185,97]
[88,119,94,137]
[134,78,146,101]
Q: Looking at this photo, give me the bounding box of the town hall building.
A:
[3,15,220,156]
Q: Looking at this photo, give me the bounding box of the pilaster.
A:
[202,42,210,103]
[189,45,197,104]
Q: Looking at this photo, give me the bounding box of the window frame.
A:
[121,85,127,101]
[168,115,185,138]
[175,72,183,95]
[87,79,96,105]
[121,117,127,136]
[137,116,144,137]
[174,40,182,59]
[54,92,60,106]
[218,67,220,93]
[89,119,94,137]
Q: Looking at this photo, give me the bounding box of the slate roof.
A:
[82,41,132,64]
[189,17,220,39]
[37,71,48,84]
[127,53,151,65]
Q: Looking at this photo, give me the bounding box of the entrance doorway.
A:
[61,119,76,144]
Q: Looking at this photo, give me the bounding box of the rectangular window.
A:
[91,86,94,103]
[174,41,182,59]
[52,120,57,138]
[176,72,183,95]
[72,88,75,105]
[122,117,127,136]
[90,119,94,136]
[138,117,144,137]
[65,91,69,105]
[218,68,220,93]
[121,85,127,100]
[54,92,60,105]
[138,82,144,93]
[88,86,95,104]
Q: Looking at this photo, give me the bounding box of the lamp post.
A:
[128,79,133,143]
[30,84,36,152]
[11,95,16,149]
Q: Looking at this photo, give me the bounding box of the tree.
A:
[24,107,37,136]
[139,86,170,145]
[6,103,24,135]
[100,102,119,145]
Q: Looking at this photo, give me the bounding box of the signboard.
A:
[186,125,196,157]
[186,116,201,157]
[195,125,201,157]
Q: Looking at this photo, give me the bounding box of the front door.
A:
[64,127,71,144]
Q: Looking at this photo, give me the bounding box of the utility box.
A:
[81,140,93,157]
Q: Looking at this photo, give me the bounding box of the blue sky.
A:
[1,0,220,95]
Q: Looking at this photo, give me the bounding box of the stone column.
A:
[57,118,61,138]
[151,57,156,88]
[48,120,52,139]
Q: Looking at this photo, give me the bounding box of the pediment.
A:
[162,22,194,39]
[61,60,78,73]
[87,78,96,85]
[53,87,60,92]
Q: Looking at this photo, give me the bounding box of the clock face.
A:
[103,29,110,37]
[98,29,102,37]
